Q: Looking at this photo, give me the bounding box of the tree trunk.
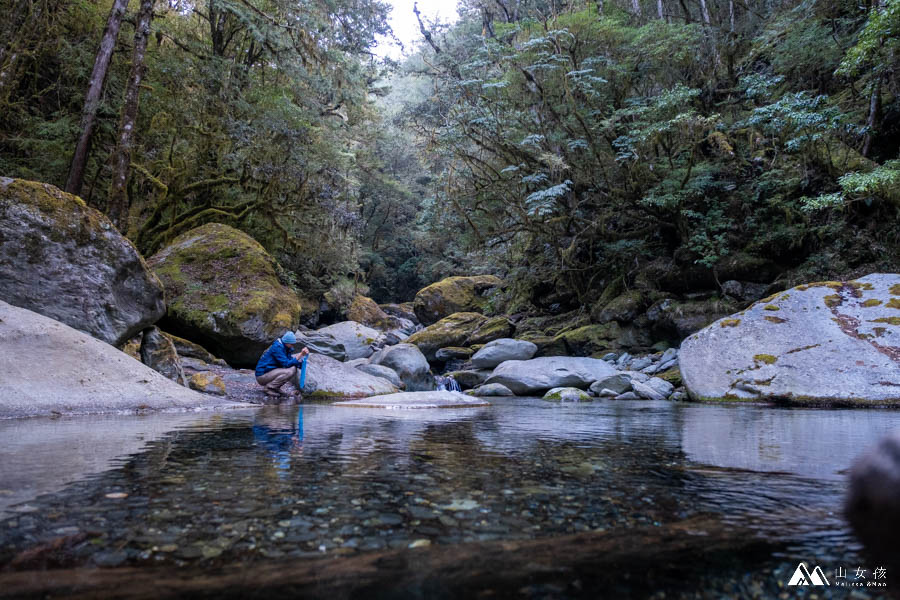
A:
[65,0,129,196]
[861,75,882,158]
[632,0,642,17]
[728,0,735,31]
[698,0,711,24]
[596,0,604,15]
[658,0,666,20]
[108,0,153,230]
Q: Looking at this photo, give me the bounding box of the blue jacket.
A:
[255,339,301,376]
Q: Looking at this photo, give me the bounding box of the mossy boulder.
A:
[188,372,226,396]
[407,312,488,361]
[163,332,226,366]
[645,296,741,340]
[543,387,593,402]
[465,316,515,345]
[681,274,900,406]
[0,177,165,346]
[347,295,394,330]
[592,290,647,324]
[380,302,418,324]
[554,323,652,357]
[413,275,502,325]
[148,223,301,367]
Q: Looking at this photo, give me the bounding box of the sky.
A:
[375,0,460,59]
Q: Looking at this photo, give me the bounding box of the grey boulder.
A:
[681,274,900,405]
[0,178,165,347]
[356,363,405,390]
[294,328,347,361]
[315,321,384,361]
[0,300,238,418]
[369,343,435,392]
[470,338,538,369]
[140,326,186,386]
[589,374,632,395]
[484,356,618,395]
[303,353,398,398]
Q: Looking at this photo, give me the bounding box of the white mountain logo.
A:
[787,563,830,586]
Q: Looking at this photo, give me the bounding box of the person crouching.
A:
[255,332,309,398]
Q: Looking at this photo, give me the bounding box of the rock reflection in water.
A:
[2,399,899,598]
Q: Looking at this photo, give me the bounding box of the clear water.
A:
[1,399,897,598]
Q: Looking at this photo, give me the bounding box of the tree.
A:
[65,0,129,196]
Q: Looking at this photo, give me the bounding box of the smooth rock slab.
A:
[334,391,490,409]
[304,354,397,398]
[0,300,242,418]
[680,274,900,406]
[484,356,618,395]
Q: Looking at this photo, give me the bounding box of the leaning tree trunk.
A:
[861,75,882,158]
[65,0,129,196]
[107,0,153,230]
[698,0,711,24]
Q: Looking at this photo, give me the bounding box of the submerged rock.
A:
[0,177,165,346]
[407,312,487,361]
[140,326,186,385]
[148,223,301,367]
[467,383,514,397]
[543,387,593,402]
[470,338,538,369]
[484,356,618,395]
[303,353,398,398]
[334,391,490,409]
[680,274,900,406]
[0,300,238,418]
[315,321,384,361]
[369,343,435,392]
[413,275,502,325]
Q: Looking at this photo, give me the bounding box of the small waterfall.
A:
[436,375,462,392]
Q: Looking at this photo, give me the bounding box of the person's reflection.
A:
[252,407,304,479]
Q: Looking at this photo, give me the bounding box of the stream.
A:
[0,399,896,598]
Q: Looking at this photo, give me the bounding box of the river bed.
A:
[0,399,896,598]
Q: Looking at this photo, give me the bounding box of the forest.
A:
[1,0,898,314]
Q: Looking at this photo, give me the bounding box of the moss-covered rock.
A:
[0,177,165,346]
[407,312,488,361]
[148,223,301,367]
[542,387,593,402]
[554,323,652,357]
[645,296,742,339]
[188,372,226,396]
[516,332,569,357]
[347,295,394,330]
[163,332,226,366]
[413,275,502,325]
[465,316,515,345]
[591,290,647,324]
[379,302,418,324]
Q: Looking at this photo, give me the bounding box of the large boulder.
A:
[380,302,418,324]
[315,321,384,361]
[645,296,741,340]
[406,312,487,361]
[413,275,502,325]
[471,338,538,369]
[293,328,347,361]
[484,356,618,395]
[346,295,394,330]
[680,274,900,405]
[369,343,435,391]
[0,177,165,347]
[355,363,405,389]
[147,223,301,367]
[140,326,186,385]
[0,300,238,418]
[465,316,515,346]
[554,323,652,356]
[163,332,225,365]
[303,353,398,398]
